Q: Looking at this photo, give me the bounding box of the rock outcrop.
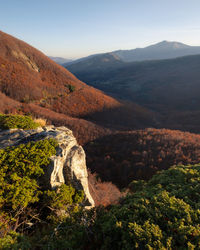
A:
[0,126,95,208]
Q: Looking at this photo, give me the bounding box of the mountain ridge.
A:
[64,40,200,67]
[66,52,200,134]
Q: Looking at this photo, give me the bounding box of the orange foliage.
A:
[0,92,20,113]
[88,171,123,206]
[20,103,112,145]
[0,31,156,130]
[0,31,120,118]
[2,30,200,194]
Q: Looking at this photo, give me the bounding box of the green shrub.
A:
[0,114,40,130]
[0,137,85,249]
[90,165,200,249]
[45,184,84,210]
[68,84,75,92]
[44,184,84,223]
[0,139,58,248]
[65,84,75,93]
[30,164,200,249]
[0,231,31,250]
[0,139,57,211]
[43,219,89,250]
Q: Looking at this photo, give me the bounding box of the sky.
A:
[1,0,200,58]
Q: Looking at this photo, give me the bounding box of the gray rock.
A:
[0,126,95,208]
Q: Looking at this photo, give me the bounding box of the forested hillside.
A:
[67,54,200,133]
[85,128,200,187]
[0,30,156,144]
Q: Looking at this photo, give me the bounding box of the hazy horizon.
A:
[1,0,200,58]
[48,40,200,60]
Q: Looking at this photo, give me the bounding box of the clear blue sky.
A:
[1,0,200,58]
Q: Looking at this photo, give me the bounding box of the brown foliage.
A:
[0,30,156,132]
[19,103,111,145]
[0,31,120,118]
[0,92,21,114]
[88,171,123,206]
[2,30,200,195]
[85,128,200,188]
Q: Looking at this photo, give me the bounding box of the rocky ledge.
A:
[0,125,95,208]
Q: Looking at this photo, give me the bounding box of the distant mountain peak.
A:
[66,40,200,67]
[159,40,172,44]
[147,40,190,50]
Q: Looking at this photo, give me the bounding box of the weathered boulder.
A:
[0,126,95,208]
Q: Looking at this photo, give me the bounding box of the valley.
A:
[2,30,200,187]
[1,30,200,249]
[66,48,200,133]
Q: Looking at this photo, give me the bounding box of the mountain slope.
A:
[0,30,120,116]
[112,40,200,62]
[0,30,156,143]
[69,54,200,112]
[66,53,200,133]
[65,41,200,70]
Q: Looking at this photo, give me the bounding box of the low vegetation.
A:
[0,114,40,130]
[88,171,123,206]
[0,138,84,249]
[67,84,76,93]
[94,164,200,249]
[33,117,46,127]
[3,163,199,249]
[0,116,200,249]
[39,164,200,249]
[91,164,200,249]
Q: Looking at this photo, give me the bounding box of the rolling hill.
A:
[0,30,156,144]
[0,30,119,115]
[3,30,200,191]
[66,53,200,133]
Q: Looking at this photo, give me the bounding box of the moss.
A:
[0,114,40,130]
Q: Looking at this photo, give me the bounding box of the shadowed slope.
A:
[67,53,200,133]
[85,128,200,188]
